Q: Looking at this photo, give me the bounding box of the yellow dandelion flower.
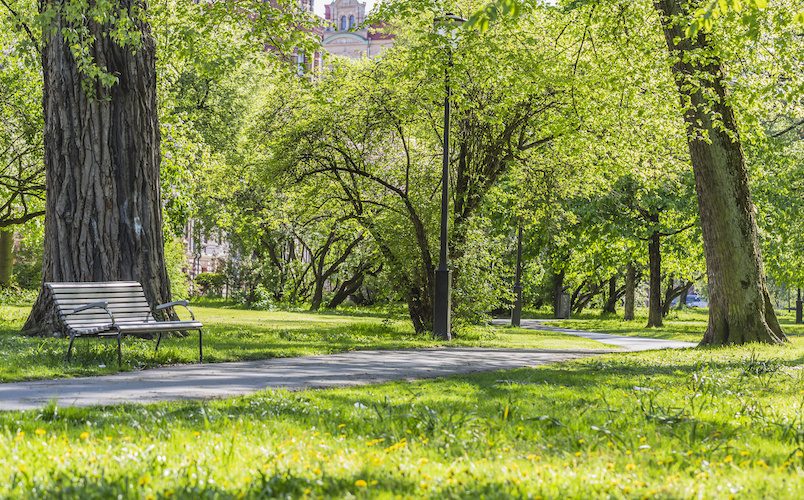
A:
[527,454,540,461]
[354,479,367,488]
[575,451,582,457]
[313,468,322,475]
[79,431,90,440]
[138,474,151,486]
[724,455,733,463]
[35,428,46,436]
[739,450,750,457]
[606,463,615,470]
[626,463,636,471]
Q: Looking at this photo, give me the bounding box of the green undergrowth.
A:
[0,303,611,383]
[0,342,801,498]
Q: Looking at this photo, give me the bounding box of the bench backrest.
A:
[46,282,155,329]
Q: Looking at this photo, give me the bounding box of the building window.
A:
[341,16,347,31]
[349,15,355,29]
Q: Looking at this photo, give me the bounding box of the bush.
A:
[194,272,226,297]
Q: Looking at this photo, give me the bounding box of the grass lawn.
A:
[550,307,804,343]
[0,300,612,383]
[0,340,801,498]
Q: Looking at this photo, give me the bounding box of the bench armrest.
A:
[65,301,116,324]
[155,300,195,320]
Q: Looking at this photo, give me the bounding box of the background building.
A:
[321,0,394,59]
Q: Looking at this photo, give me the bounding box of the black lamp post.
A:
[433,13,465,340]
[511,222,523,327]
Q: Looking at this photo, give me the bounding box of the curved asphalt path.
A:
[0,319,693,411]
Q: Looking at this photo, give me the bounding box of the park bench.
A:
[47,281,204,366]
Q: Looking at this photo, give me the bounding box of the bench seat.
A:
[47,281,204,365]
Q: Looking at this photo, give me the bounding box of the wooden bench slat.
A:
[53,293,148,301]
[48,282,141,288]
[65,314,153,323]
[53,291,148,299]
[58,301,152,309]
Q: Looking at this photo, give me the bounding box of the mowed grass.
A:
[0,300,611,382]
[0,341,801,498]
[550,307,804,343]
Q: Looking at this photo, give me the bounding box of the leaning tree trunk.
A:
[677,283,690,310]
[23,3,171,335]
[646,231,663,328]
[655,0,786,345]
[0,230,13,287]
[624,262,636,321]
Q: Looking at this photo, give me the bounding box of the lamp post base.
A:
[433,269,452,340]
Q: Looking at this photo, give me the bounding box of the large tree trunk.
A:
[647,231,663,328]
[655,0,785,345]
[24,2,171,335]
[0,230,13,287]
[624,262,636,320]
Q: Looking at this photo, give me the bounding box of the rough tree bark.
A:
[624,262,636,321]
[0,230,13,286]
[646,230,663,328]
[24,2,172,334]
[655,0,786,345]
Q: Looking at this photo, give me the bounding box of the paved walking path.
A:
[496,319,696,351]
[0,321,694,411]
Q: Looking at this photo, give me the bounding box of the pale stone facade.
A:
[321,0,394,59]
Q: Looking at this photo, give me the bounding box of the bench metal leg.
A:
[155,332,163,353]
[67,334,75,363]
[116,333,122,367]
[198,329,203,363]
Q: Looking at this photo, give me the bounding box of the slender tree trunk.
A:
[796,288,802,325]
[647,231,663,328]
[24,2,171,334]
[624,262,636,321]
[0,230,13,287]
[552,270,565,318]
[602,275,618,314]
[655,0,785,345]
